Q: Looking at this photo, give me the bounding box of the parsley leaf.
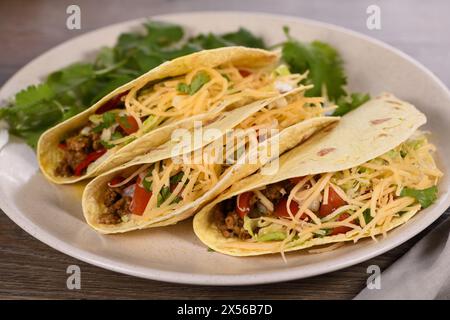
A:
[157,185,172,207]
[100,140,115,149]
[400,186,438,209]
[282,39,347,101]
[363,209,373,224]
[177,71,210,95]
[190,28,266,49]
[93,112,116,133]
[170,172,184,185]
[333,92,371,116]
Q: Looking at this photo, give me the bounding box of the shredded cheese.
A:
[229,133,442,256]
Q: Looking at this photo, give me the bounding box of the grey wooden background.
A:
[0,0,449,299]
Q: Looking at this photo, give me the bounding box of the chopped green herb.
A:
[117,115,132,129]
[400,186,438,208]
[111,131,123,140]
[93,112,116,133]
[177,71,211,95]
[157,185,171,207]
[176,82,190,94]
[333,92,371,116]
[100,140,115,149]
[314,228,331,238]
[170,172,184,185]
[363,209,373,224]
[142,176,153,192]
[257,231,287,242]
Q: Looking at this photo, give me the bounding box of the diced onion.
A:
[123,184,136,197]
[275,81,293,93]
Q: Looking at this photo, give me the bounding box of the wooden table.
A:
[1,0,449,299]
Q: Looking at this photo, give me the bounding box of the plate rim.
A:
[1,11,450,286]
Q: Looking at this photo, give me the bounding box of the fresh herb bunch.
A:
[0,21,368,148]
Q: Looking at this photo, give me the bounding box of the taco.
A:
[82,88,339,233]
[38,46,311,184]
[193,93,443,256]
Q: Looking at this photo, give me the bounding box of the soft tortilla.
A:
[193,93,427,256]
[82,95,339,233]
[37,47,278,184]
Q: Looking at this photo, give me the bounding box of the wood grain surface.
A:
[0,0,449,299]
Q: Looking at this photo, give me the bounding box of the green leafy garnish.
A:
[400,186,438,209]
[282,29,346,101]
[100,140,115,149]
[190,28,266,49]
[314,228,331,238]
[141,170,154,192]
[157,186,171,206]
[156,185,181,207]
[282,26,369,113]
[177,71,211,95]
[257,232,287,242]
[333,92,371,116]
[170,172,184,185]
[117,115,132,129]
[176,82,190,94]
[93,112,116,133]
[363,209,373,224]
[111,131,123,140]
[1,21,359,150]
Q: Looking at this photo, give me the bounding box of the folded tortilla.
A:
[82,89,339,233]
[38,47,282,184]
[193,93,442,256]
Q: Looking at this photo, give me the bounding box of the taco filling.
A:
[54,63,309,177]
[213,133,442,248]
[98,158,222,225]
[94,89,330,226]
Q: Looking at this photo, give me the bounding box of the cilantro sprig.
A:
[0,21,367,148]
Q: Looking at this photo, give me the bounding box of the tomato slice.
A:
[73,149,107,176]
[330,213,354,235]
[236,192,253,218]
[95,91,128,114]
[318,187,347,218]
[130,177,152,215]
[274,197,308,219]
[238,69,251,77]
[116,115,139,135]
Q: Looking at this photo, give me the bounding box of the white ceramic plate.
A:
[1,12,449,286]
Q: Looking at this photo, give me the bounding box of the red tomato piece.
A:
[318,187,347,218]
[274,197,308,220]
[116,115,139,135]
[236,192,253,218]
[330,212,355,235]
[130,177,152,216]
[95,91,128,114]
[73,149,107,176]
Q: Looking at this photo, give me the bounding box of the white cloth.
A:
[355,215,450,299]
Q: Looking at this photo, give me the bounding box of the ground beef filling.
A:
[214,199,251,240]
[214,180,294,239]
[55,128,103,177]
[98,186,132,225]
